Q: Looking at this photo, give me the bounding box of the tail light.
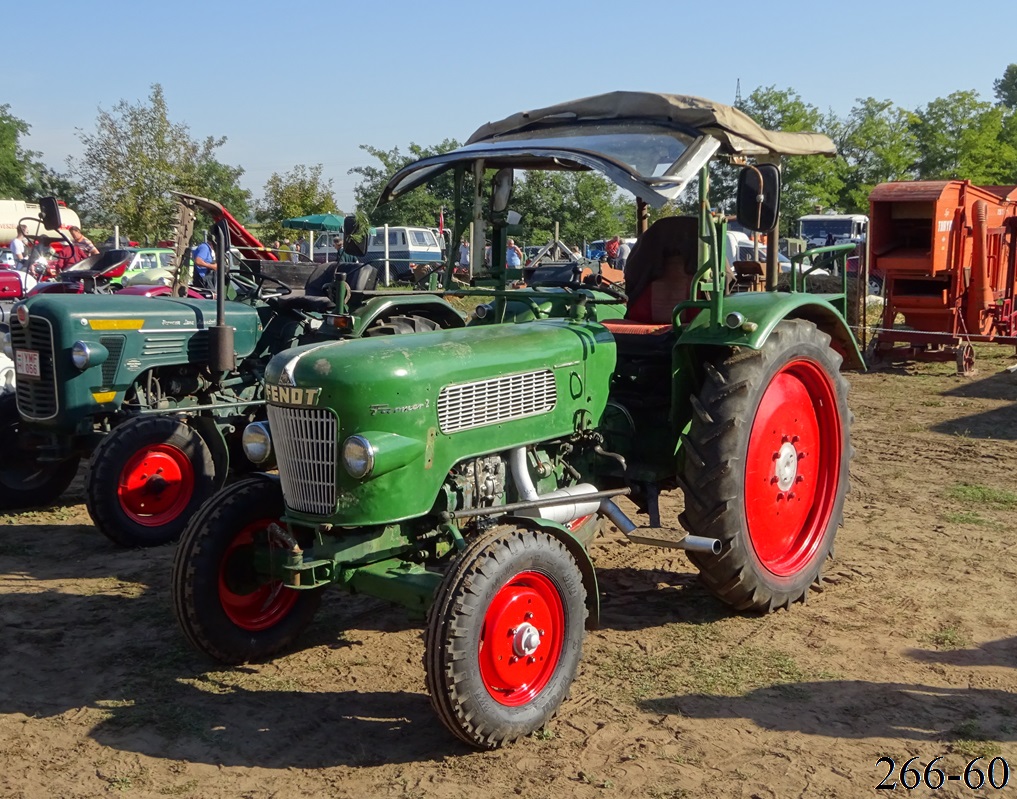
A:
[101,259,130,278]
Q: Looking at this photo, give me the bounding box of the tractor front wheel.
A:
[679,319,851,612]
[172,478,322,664]
[0,395,79,510]
[85,416,215,547]
[425,526,587,749]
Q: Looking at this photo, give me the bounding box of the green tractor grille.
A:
[13,316,59,420]
[437,369,556,434]
[266,404,338,515]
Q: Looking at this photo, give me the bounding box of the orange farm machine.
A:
[868,180,1017,372]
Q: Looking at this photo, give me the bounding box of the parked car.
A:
[116,247,176,286]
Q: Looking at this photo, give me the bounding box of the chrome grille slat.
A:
[267,404,337,515]
[437,369,556,434]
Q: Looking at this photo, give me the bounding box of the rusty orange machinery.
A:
[869,180,1017,364]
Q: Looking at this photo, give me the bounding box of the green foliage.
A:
[911,91,1017,183]
[834,98,919,212]
[350,139,464,230]
[0,104,33,197]
[736,86,843,234]
[994,63,1017,108]
[70,84,250,241]
[512,170,631,247]
[255,164,339,241]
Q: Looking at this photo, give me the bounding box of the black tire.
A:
[366,314,441,336]
[425,526,587,749]
[679,319,851,612]
[0,394,79,510]
[85,416,216,547]
[172,478,322,664]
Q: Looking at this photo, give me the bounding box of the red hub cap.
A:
[479,571,564,707]
[744,359,842,577]
[218,518,298,631]
[118,444,194,526]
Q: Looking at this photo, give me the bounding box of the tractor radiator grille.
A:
[267,404,338,515]
[437,369,557,434]
[13,316,58,420]
[99,335,125,386]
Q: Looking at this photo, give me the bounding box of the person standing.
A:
[192,238,217,289]
[68,226,99,264]
[506,238,523,267]
[616,239,631,274]
[9,224,28,271]
[458,237,470,269]
[605,235,620,268]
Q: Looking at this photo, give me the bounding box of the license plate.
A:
[15,350,40,378]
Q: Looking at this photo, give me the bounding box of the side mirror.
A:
[343,214,367,258]
[39,197,62,230]
[736,164,781,232]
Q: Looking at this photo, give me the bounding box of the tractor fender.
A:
[352,294,466,335]
[188,415,231,490]
[676,292,864,370]
[504,513,600,630]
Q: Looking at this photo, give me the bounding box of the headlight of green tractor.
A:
[71,340,109,371]
[242,422,273,464]
[342,435,375,479]
[341,432,425,480]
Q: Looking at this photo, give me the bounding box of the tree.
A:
[0,105,32,198]
[736,86,844,234]
[833,98,918,212]
[255,164,339,241]
[911,90,1017,183]
[70,84,249,240]
[994,63,1017,108]
[512,170,630,246]
[350,140,463,231]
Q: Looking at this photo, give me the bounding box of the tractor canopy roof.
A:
[379,91,837,209]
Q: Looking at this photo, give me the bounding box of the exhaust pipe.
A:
[508,448,721,553]
[966,200,994,335]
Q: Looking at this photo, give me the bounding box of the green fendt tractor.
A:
[1,194,464,546]
[172,92,863,748]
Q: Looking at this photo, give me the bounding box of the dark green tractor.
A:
[172,92,862,747]
[1,196,464,546]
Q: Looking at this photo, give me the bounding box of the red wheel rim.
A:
[117,444,194,526]
[218,517,298,631]
[744,359,842,577]
[479,571,565,707]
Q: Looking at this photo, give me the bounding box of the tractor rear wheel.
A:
[679,319,851,612]
[172,478,322,664]
[366,314,441,336]
[85,416,215,547]
[425,526,587,749]
[0,395,79,510]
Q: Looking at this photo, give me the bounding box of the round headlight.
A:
[15,303,28,326]
[71,341,93,370]
[342,435,375,479]
[242,422,273,464]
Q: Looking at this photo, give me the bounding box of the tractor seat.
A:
[601,216,699,338]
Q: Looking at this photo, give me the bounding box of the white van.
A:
[313,226,444,280]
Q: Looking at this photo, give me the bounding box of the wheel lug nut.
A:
[524,612,534,620]
[791,435,799,444]
[787,492,795,500]
[782,434,790,443]
[509,656,518,664]
[527,656,536,664]
[776,493,784,501]
[795,475,804,483]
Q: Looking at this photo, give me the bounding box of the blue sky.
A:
[6,0,1015,213]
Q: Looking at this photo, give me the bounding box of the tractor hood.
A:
[263,319,616,525]
[380,91,837,209]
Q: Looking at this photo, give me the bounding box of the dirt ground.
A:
[3,344,1017,799]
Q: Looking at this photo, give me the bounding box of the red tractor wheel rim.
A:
[744,359,842,577]
[218,518,298,631]
[479,571,565,707]
[117,444,195,526]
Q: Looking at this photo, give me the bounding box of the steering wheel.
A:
[229,266,292,300]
